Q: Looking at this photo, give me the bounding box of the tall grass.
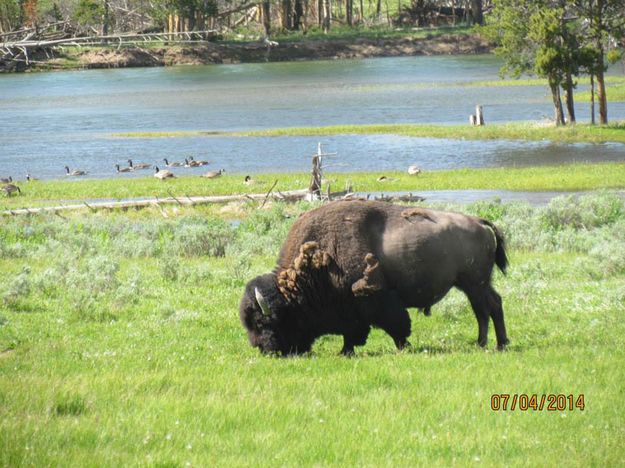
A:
[0,192,624,465]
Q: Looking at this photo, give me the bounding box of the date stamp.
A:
[490,394,585,411]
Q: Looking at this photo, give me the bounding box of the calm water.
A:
[1,55,624,180]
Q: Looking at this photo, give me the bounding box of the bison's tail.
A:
[480,219,508,274]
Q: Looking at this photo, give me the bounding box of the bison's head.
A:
[240,274,313,356]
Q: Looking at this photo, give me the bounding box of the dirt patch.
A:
[71,33,491,70]
[0,348,15,359]
[79,48,164,68]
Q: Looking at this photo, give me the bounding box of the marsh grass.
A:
[1,193,624,465]
[114,121,625,143]
[2,163,625,212]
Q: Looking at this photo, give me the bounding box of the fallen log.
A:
[1,189,310,216]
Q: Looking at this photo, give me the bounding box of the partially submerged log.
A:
[375,193,425,203]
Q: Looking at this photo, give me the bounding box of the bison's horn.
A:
[254,287,272,316]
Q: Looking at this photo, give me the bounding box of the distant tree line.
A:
[0,0,488,36]
[481,0,625,125]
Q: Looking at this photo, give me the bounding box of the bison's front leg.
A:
[356,290,412,351]
[341,321,371,356]
[371,290,412,351]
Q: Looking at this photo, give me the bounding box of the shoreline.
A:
[114,122,625,144]
[8,33,491,72]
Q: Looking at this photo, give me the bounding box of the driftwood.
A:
[2,188,426,217]
[2,189,309,216]
[375,193,425,203]
[1,30,219,49]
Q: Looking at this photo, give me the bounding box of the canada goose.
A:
[163,158,183,167]
[154,166,175,180]
[2,184,21,196]
[0,176,12,183]
[200,169,224,179]
[408,165,421,176]
[184,158,201,167]
[377,175,388,182]
[65,166,86,176]
[188,156,209,166]
[128,159,151,170]
[26,173,38,181]
[244,175,255,185]
[116,164,132,173]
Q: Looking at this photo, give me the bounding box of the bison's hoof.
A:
[393,338,411,351]
[340,347,356,357]
[496,339,510,351]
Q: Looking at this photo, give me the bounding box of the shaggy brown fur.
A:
[240,200,509,356]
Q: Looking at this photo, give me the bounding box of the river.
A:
[1,55,624,180]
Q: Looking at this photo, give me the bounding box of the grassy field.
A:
[1,191,624,466]
[2,162,625,211]
[115,121,625,143]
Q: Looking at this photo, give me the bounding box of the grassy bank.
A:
[2,163,625,211]
[115,121,625,143]
[272,24,474,42]
[1,192,624,465]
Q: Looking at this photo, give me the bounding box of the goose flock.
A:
[0,156,228,195]
[2,161,423,196]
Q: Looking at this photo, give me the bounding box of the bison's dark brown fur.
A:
[240,200,509,356]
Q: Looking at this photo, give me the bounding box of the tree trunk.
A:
[102,0,110,36]
[318,0,323,26]
[470,0,483,25]
[590,73,596,125]
[595,0,608,124]
[549,80,565,126]
[322,0,331,32]
[188,8,196,30]
[281,0,289,29]
[293,0,304,29]
[346,0,353,26]
[262,1,271,35]
[596,66,608,124]
[376,0,381,17]
[564,72,576,124]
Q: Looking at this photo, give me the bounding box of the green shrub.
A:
[172,217,235,257]
[2,266,31,308]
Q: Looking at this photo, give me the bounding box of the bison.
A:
[240,200,509,356]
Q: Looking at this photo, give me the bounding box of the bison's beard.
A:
[240,274,314,356]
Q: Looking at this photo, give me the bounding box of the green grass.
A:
[272,24,474,43]
[114,121,625,143]
[1,192,624,465]
[2,163,625,211]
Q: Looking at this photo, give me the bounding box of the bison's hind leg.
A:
[459,283,509,350]
[488,287,509,350]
